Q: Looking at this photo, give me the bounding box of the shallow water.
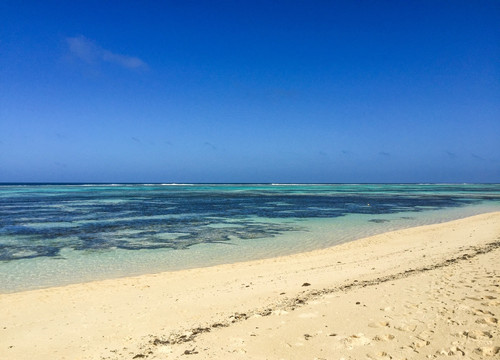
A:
[1,183,499,293]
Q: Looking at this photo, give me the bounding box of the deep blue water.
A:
[1,183,499,263]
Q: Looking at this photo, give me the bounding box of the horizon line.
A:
[1,182,499,186]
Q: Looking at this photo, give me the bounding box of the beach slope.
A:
[1,212,499,359]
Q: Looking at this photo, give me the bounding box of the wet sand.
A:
[1,212,499,359]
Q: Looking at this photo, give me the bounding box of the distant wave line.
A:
[160,183,194,186]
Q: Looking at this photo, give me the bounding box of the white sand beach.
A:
[1,212,499,359]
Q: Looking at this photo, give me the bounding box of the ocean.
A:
[1,183,499,293]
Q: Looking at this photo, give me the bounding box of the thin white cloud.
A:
[66,35,147,69]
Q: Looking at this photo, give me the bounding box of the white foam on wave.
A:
[80,184,123,187]
[160,183,194,186]
[271,183,329,186]
[271,183,303,186]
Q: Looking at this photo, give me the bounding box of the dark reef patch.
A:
[0,184,498,261]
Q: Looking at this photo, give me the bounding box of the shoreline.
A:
[3,203,499,294]
[1,212,499,359]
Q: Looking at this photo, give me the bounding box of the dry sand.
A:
[1,212,499,359]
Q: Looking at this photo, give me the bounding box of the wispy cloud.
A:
[204,142,217,151]
[66,35,147,69]
[55,132,66,140]
[445,151,457,159]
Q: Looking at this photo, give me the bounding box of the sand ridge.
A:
[133,240,500,359]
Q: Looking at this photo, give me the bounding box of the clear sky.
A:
[1,1,499,183]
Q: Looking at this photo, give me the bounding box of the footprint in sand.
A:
[367,351,392,359]
[394,324,417,332]
[404,302,420,309]
[368,321,390,328]
[341,334,371,349]
[436,346,465,356]
[474,346,500,356]
[373,334,395,342]
[465,330,493,339]
[411,339,430,349]
[458,304,472,311]
[471,308,495,316]
[417,330,434,340]
[482,300,500,306]
[476,317,498,325]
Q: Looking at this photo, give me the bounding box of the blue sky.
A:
[1,1,499,183]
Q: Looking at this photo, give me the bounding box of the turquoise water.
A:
[1,183,499,293]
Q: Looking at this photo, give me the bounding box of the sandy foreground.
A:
[1,212,499,360]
